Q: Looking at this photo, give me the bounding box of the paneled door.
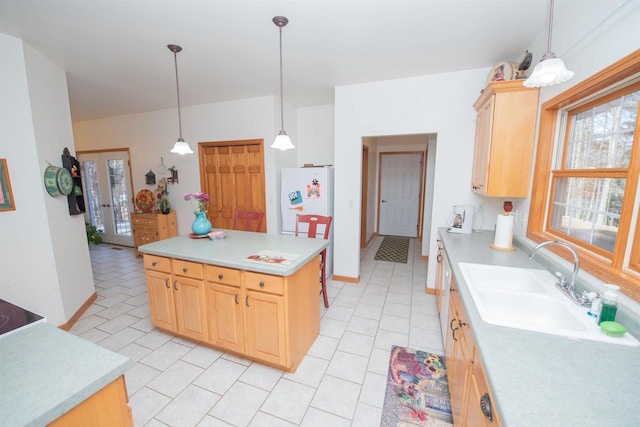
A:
[378,152,423,237]
[78,150,134,246]
[200,140,266,231]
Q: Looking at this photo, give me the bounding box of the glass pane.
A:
[107,159,131,236]
[550,177,624,253]
[566,89,639,169]
[82,160,105,232]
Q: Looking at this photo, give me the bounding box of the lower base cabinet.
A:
[144,253,319,371]
[48,375,132,426]
[445,278,501,426]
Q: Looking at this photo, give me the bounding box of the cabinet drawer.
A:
[172,259,204,279]
[144,255,171,273]
[204,265,241,286]
[244,272,284,295]
[132,214,157,226]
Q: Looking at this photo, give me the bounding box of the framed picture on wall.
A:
[0,158,16,212]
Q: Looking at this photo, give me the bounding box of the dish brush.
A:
[600,321,627,337]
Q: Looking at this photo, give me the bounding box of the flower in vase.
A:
[184,192,210,213]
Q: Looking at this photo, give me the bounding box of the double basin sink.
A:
[458,263,639,346]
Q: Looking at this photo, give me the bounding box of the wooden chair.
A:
[295,214,333,308]
[233,210,265,232]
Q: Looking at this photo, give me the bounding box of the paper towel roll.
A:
[494,214,514,249]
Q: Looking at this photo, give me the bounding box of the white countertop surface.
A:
[138,230,329,276]
[0,322,132,426]
[439,228,640,426]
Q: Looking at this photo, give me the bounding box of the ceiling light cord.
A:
[271,16,295,151]
[173,49,183,141]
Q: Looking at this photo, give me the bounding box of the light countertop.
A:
[438,228,640,426]
[0,322,132,426]
[138,230,328,276]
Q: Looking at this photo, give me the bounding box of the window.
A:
[528,49,640,302]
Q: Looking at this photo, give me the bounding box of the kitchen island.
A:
[0,322,133,426]
[138,230,329,372]
[438,228,640,426]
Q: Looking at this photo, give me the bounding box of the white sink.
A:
[458,263,639,346]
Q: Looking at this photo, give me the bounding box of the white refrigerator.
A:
[281,167,334,277]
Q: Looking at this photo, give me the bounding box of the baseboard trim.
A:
[331,274,359,283]
[59,292,97,331]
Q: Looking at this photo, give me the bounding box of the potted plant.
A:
[86,223,103,244]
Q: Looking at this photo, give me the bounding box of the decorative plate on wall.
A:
[135,189,155,213]
[56,167,73,196]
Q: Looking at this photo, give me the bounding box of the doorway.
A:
[78,149,134,247]
[378,152,424,238]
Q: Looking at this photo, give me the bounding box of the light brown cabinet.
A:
[48,375,132,426]
[144,255,208,342]
[144,253,320,372]
[131,211,178,257]
[471,80,539,197]
[445,278,501,426]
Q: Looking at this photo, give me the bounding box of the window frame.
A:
[528,49,640,302]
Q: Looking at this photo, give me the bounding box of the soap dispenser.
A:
[599,291,618,324]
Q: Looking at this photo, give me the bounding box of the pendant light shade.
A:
[168,44,193,155]
[524,0,574,88]
[271,16,295,151]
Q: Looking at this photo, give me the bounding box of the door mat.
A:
[381,346,453,427]
[374,236,410,263]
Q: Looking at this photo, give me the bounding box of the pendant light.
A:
[168,44,193,155]
[523,0,574,88]
[270,16,295,151]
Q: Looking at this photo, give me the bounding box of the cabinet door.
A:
[205,282,244,353]
[244,290,286,366]
[472,97,493,194]
[146,270,176,332]
[174,276,208,342]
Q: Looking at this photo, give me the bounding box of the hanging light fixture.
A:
[168,44,193,155]
[524,0,574,88]
[270,16,295,151]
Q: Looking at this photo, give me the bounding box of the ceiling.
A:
[0,0,556,122]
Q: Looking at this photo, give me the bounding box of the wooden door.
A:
[200,140,266,231]
[244,290,286,366]
[146,270,176,332]
[174,276,208,342]
[205,282,245,353]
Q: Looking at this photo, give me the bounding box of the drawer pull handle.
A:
[152,261,157,267]
[218,274,223,280]
[449,318,457,332]
[452,327,459,342]
[245,296,250,307]
[165,278,169,289]
[436,254,443,263]
[182,267,188,273]
[173,280,178,291]
[480,393,493,421]
[259,281,265,287]
[234,294,239,304]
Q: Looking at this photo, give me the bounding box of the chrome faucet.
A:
[528,240,588,305]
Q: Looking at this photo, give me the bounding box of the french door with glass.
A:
[78,150,134,247]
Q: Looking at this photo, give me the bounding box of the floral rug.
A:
[381,346,454,427]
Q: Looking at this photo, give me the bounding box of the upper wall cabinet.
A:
[471,81,539,197]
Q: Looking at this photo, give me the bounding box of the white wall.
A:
[297,105,335,166]
[0,35,94,325]
[334,69,488,283]
[74,96,299,235]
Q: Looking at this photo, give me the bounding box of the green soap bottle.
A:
[598,291,618,325]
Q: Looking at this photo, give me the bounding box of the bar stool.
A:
[295,214,332,308]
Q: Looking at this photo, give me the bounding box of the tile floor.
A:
[71,236,444,426]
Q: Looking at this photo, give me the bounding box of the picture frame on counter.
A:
[0,158,15,212]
